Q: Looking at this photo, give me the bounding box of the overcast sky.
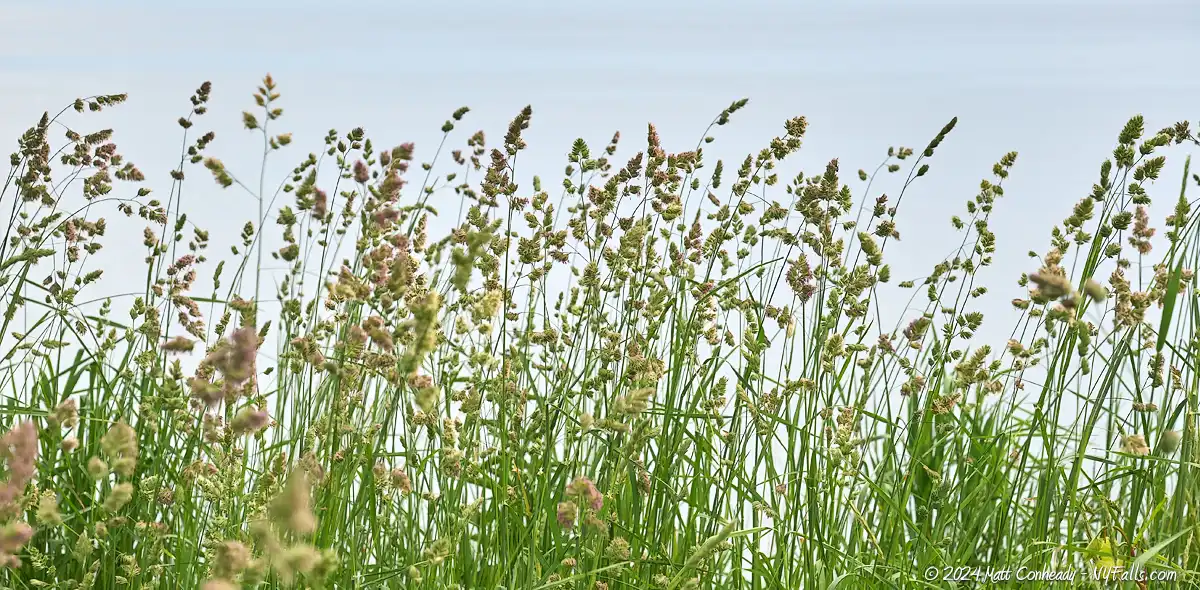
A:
[2,0,1198,350]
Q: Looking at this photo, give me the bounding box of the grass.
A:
[0,75,1198,589]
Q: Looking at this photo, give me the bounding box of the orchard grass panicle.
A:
[0,75,1197,588]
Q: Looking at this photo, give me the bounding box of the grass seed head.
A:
[0,522,33,567]
[1122,434,1151,456]
[270,471,316,535]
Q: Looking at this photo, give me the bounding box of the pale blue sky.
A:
[2,0,1198,347]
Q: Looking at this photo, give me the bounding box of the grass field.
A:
[0,76,1198,588]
